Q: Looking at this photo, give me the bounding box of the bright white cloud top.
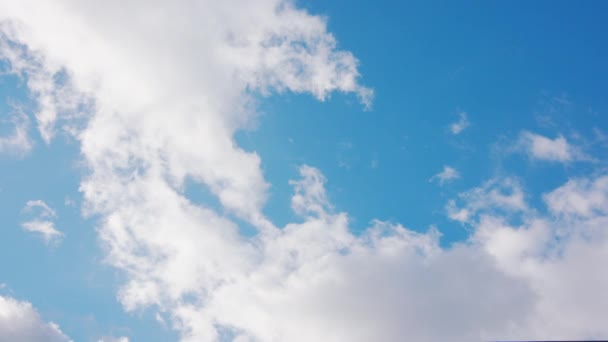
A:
[0,1,607,341]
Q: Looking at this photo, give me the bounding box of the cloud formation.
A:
[448,173,608,340]
[2,1,608,342]
[0,294,71,341]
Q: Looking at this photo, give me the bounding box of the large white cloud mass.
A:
[0,1,606,341]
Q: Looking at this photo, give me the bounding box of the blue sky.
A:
[1,1,608,341]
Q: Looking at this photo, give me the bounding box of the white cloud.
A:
[0,294,71,341]
[21,220,62,244]
[22,200,56,217]
[0,26,88,143]
[449,111,469,134]
[429,165,460,185]
[0,0,372,228]
[0,2,370,338]
[21,200,63,244]
[164,167,536,342]
[3,1,608,342]
[519,131,585,162]
[289,165,332,218]
[455,174,608,340]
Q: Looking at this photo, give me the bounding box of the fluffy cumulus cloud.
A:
[20,200,63,244]
[519,131,586,162]
[163,166,536,342]
[448,173,608,340]
[0,294,71,341]
[1,1,608,342]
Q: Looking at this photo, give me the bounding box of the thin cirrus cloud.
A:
[1,1,608,342]
[20,200,63,245]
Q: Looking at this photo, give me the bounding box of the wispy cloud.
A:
[430,165,460,185]
[20,200,63,245]
[450,111,469,135]
[447,178,527,224]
